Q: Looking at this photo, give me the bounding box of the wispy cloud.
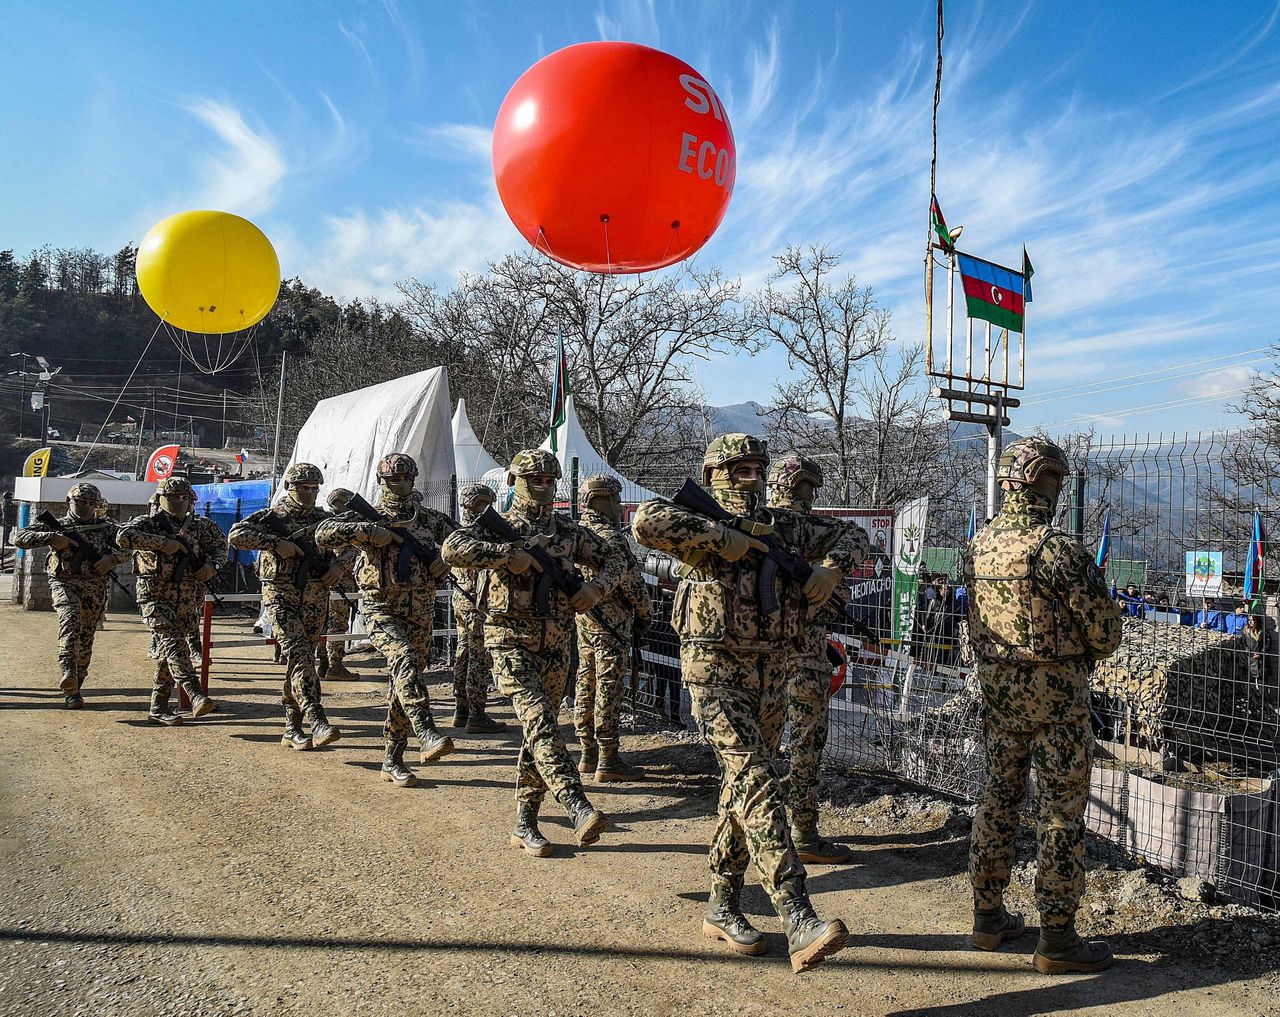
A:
[382,0,425,91]
[594,0,660,45]
[183,99,286,215]
[338,19,374,73]
[293,199,515,300]
[408,123,493,162]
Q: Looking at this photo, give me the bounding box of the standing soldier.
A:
[441,450,623,855]
[963,437,1122,973]
[316,453,456,788]
[13,482,128,708]
[450,483,505,734]
[632,435,850,973]
[117,476,227,725]
[573,474,653,782]
[229,464,349,751]
[767,455,870,865]
[318,488,360,682]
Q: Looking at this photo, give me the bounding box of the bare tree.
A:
[398,253,749,470]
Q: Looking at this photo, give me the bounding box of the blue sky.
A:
[4,1,1279,436]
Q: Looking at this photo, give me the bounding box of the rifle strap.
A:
[733,516,774,537]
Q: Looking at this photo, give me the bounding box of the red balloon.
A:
[492,42,736,274]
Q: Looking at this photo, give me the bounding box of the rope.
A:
[74,322,161,473]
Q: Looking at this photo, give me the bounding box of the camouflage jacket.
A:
[963,488,1122,721]
[228,499,353,587]
[116,511,228,585]
[14,513,121,583]
[577,509,653,637]
[440,502,624,630]
[632,498,852,651]
[314,498,456,597]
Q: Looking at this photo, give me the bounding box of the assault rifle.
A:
[258,511,353,605]
[670,478,815,616]
[472,505,628,645]
[153,512,224,606]
[342,493,478,610]
[36,511,134,603]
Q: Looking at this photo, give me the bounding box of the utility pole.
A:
[174,354,182,437]
[150,386,157,442]
[221,388,227,449]
[134,407,146,477]
[270,351,287,494]
[7,352,30,438]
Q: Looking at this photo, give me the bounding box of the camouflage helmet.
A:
[377,452,419,480]
[326,487,354,511]
[459,483,496,509]
[579,474,622,503]
[701,433,768,486]
[506,448,561,485]
[284,462,323,487]
[996,437,1069,488]
[67,482,102,503]
[156,476,195,497]
[767,455,823,493]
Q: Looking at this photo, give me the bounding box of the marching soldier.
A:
[767,455,870,864]
[229,463,349,751]
[963,437,1122,973]
[633,434,852,973]
[316,453,456,787]
[450,483,505,734]
[573,474,653,782]
[13,482,128,707]
[117,477,227,725]
[441,449,623,855]
[318,488,360,681]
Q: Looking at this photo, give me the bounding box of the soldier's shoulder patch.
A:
[1085,558,1107,590]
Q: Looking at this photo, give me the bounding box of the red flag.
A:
[145,444,181,482]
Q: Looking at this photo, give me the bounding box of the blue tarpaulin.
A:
[194,479,272,564]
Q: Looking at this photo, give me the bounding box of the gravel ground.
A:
[1,599,1277,1017]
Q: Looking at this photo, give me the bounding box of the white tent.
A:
[279,367,455,511]
[452,397,502,482]
[538,393,661,503]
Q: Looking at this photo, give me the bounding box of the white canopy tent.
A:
[538,393,661,503]
[279,367,455,511]
[452,397,502,482]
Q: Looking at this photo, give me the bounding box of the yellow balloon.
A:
[136,210,281,334]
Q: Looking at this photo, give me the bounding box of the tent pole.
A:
[270,351,286,495]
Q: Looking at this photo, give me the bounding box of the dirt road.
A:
[1,599,1276,1016]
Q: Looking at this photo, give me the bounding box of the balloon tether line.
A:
[75,322,161,473]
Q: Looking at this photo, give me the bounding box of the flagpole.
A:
[945,254,955,375]
[984,321,992,383]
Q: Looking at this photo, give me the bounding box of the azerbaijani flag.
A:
[930,194,954,253]
[1022,246,1034,303]
[1096,508,1111,571]
[967,505,977,542]
[956,252,1026,333]
[547,328,568,453]
[1243,509,1267,606]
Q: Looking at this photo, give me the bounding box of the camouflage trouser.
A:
[50,579,108,695]
[683,644,803,899]
[364,592,436,750]
[786,660,831,834]
[488,626,581,807]
[452,608,489,712]
[573,617,628,751]
[325,595,352,667]
[264,582,329,728]
[970,711,1092,926]
[138,580,204,711]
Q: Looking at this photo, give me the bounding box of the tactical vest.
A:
[967,524,1089,663]
[482,512,577,621]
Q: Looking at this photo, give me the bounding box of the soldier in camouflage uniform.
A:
[117,477,227,725]
[229,464,350,751]
[632,434,851,973]
[963,437,1123,974]
[316,453,456,788]
[450,483,506,734]
[767,455,870,864]
[14,482,129,708]
[317,488,360,681]
[573,474,653,782]
[442,449,623,855]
